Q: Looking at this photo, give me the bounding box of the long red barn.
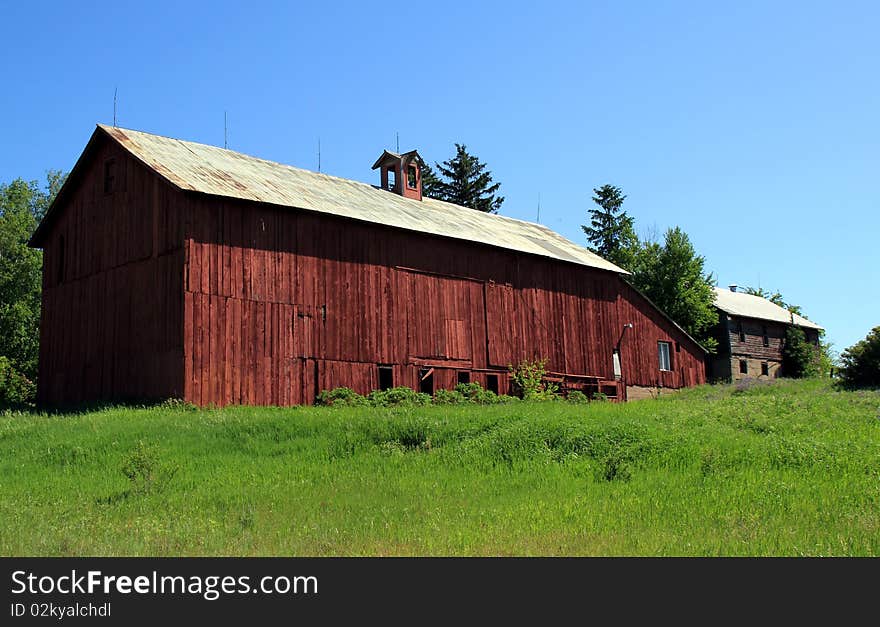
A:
[29,125,706,406]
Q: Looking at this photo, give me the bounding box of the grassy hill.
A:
[1,378,878,556]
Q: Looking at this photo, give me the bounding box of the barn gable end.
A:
[32,130,187,405]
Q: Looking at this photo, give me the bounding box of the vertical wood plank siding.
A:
[179,195,706,407]
[37,139,706,407]
[37,139,184,405]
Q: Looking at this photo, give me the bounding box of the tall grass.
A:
[1,378,878,556]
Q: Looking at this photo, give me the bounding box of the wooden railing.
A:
[542,371,626,402]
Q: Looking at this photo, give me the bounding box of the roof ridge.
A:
[94,124,627,275]
[101,124,556,232]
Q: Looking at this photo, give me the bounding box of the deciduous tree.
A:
[0,171,65,383]
[629,227,719,352]
[838,326,880,389]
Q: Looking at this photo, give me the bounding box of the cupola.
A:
[372,149,423,201]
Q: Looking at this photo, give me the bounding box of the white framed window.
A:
[658,341,672,371]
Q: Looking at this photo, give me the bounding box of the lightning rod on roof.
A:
[224,111,228,149]
[318,138,321,173]
[113,87,117,127]
[537,193,541,223]
[396,132,400,153]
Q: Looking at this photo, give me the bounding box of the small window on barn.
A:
[486,374,499,395]
[762,326,769,347]
[104,159,116,194]
[675,341,681,353]
[739,360,748,374]
[457,371,470,385]
[386,168,397,191]
[56,235,65,284]
[761,362,769,376]
[419,368,434,395]
[378,366,393,391]
[658,341,672,371]
[738,322,745,343]
[407,164,417,189]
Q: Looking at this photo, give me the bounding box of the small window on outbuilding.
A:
[457,371,470,385]
[738,322,745,343]
[486,374,499,395]
[658,341,672,371]
[761,362,769,376]
[378,366,393,391]
[407,164,417,189]
[104,159,116,194]
[739,360,748,374]
[762,325,769,347]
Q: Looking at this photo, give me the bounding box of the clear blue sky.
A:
[2,1,877,354]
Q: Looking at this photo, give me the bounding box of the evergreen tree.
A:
[420,161,443,200]
[430,144,504,213]
[629,227,719,352]
[581,184,638,270]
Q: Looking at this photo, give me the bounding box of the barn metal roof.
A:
[713,287,823,330]
[95,125,627,274]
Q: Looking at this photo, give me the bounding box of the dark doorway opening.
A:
[378,366,393,391]
[486,374,499,395]
[419,368,434,395]
[457,371,470,385]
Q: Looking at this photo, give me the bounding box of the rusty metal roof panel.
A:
[713,287,824,330]
[99,125,627,274]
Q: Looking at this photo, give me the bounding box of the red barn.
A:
[29,125,706,406]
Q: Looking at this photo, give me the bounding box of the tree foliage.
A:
[423,144,504,213]
[629,227,719,353]
[0,356,36,407]
[420,161,443,200]
[837,326,880,389]
[0,171,65,384]
[581,184,639,270]
[782,326,817,379]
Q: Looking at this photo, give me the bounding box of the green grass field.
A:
[1,378,878,556]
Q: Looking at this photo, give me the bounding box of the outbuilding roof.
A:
[713,287,823,330]
[34,124,627,274]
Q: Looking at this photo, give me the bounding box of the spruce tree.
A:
[430,144,504,213]
[581,184,638,270]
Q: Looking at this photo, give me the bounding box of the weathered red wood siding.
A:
[37,137,185,405]
[180,196,706,407]
[36,144,706,407]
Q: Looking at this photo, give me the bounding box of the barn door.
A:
[485,282,515,367]
[399,269,475,364]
